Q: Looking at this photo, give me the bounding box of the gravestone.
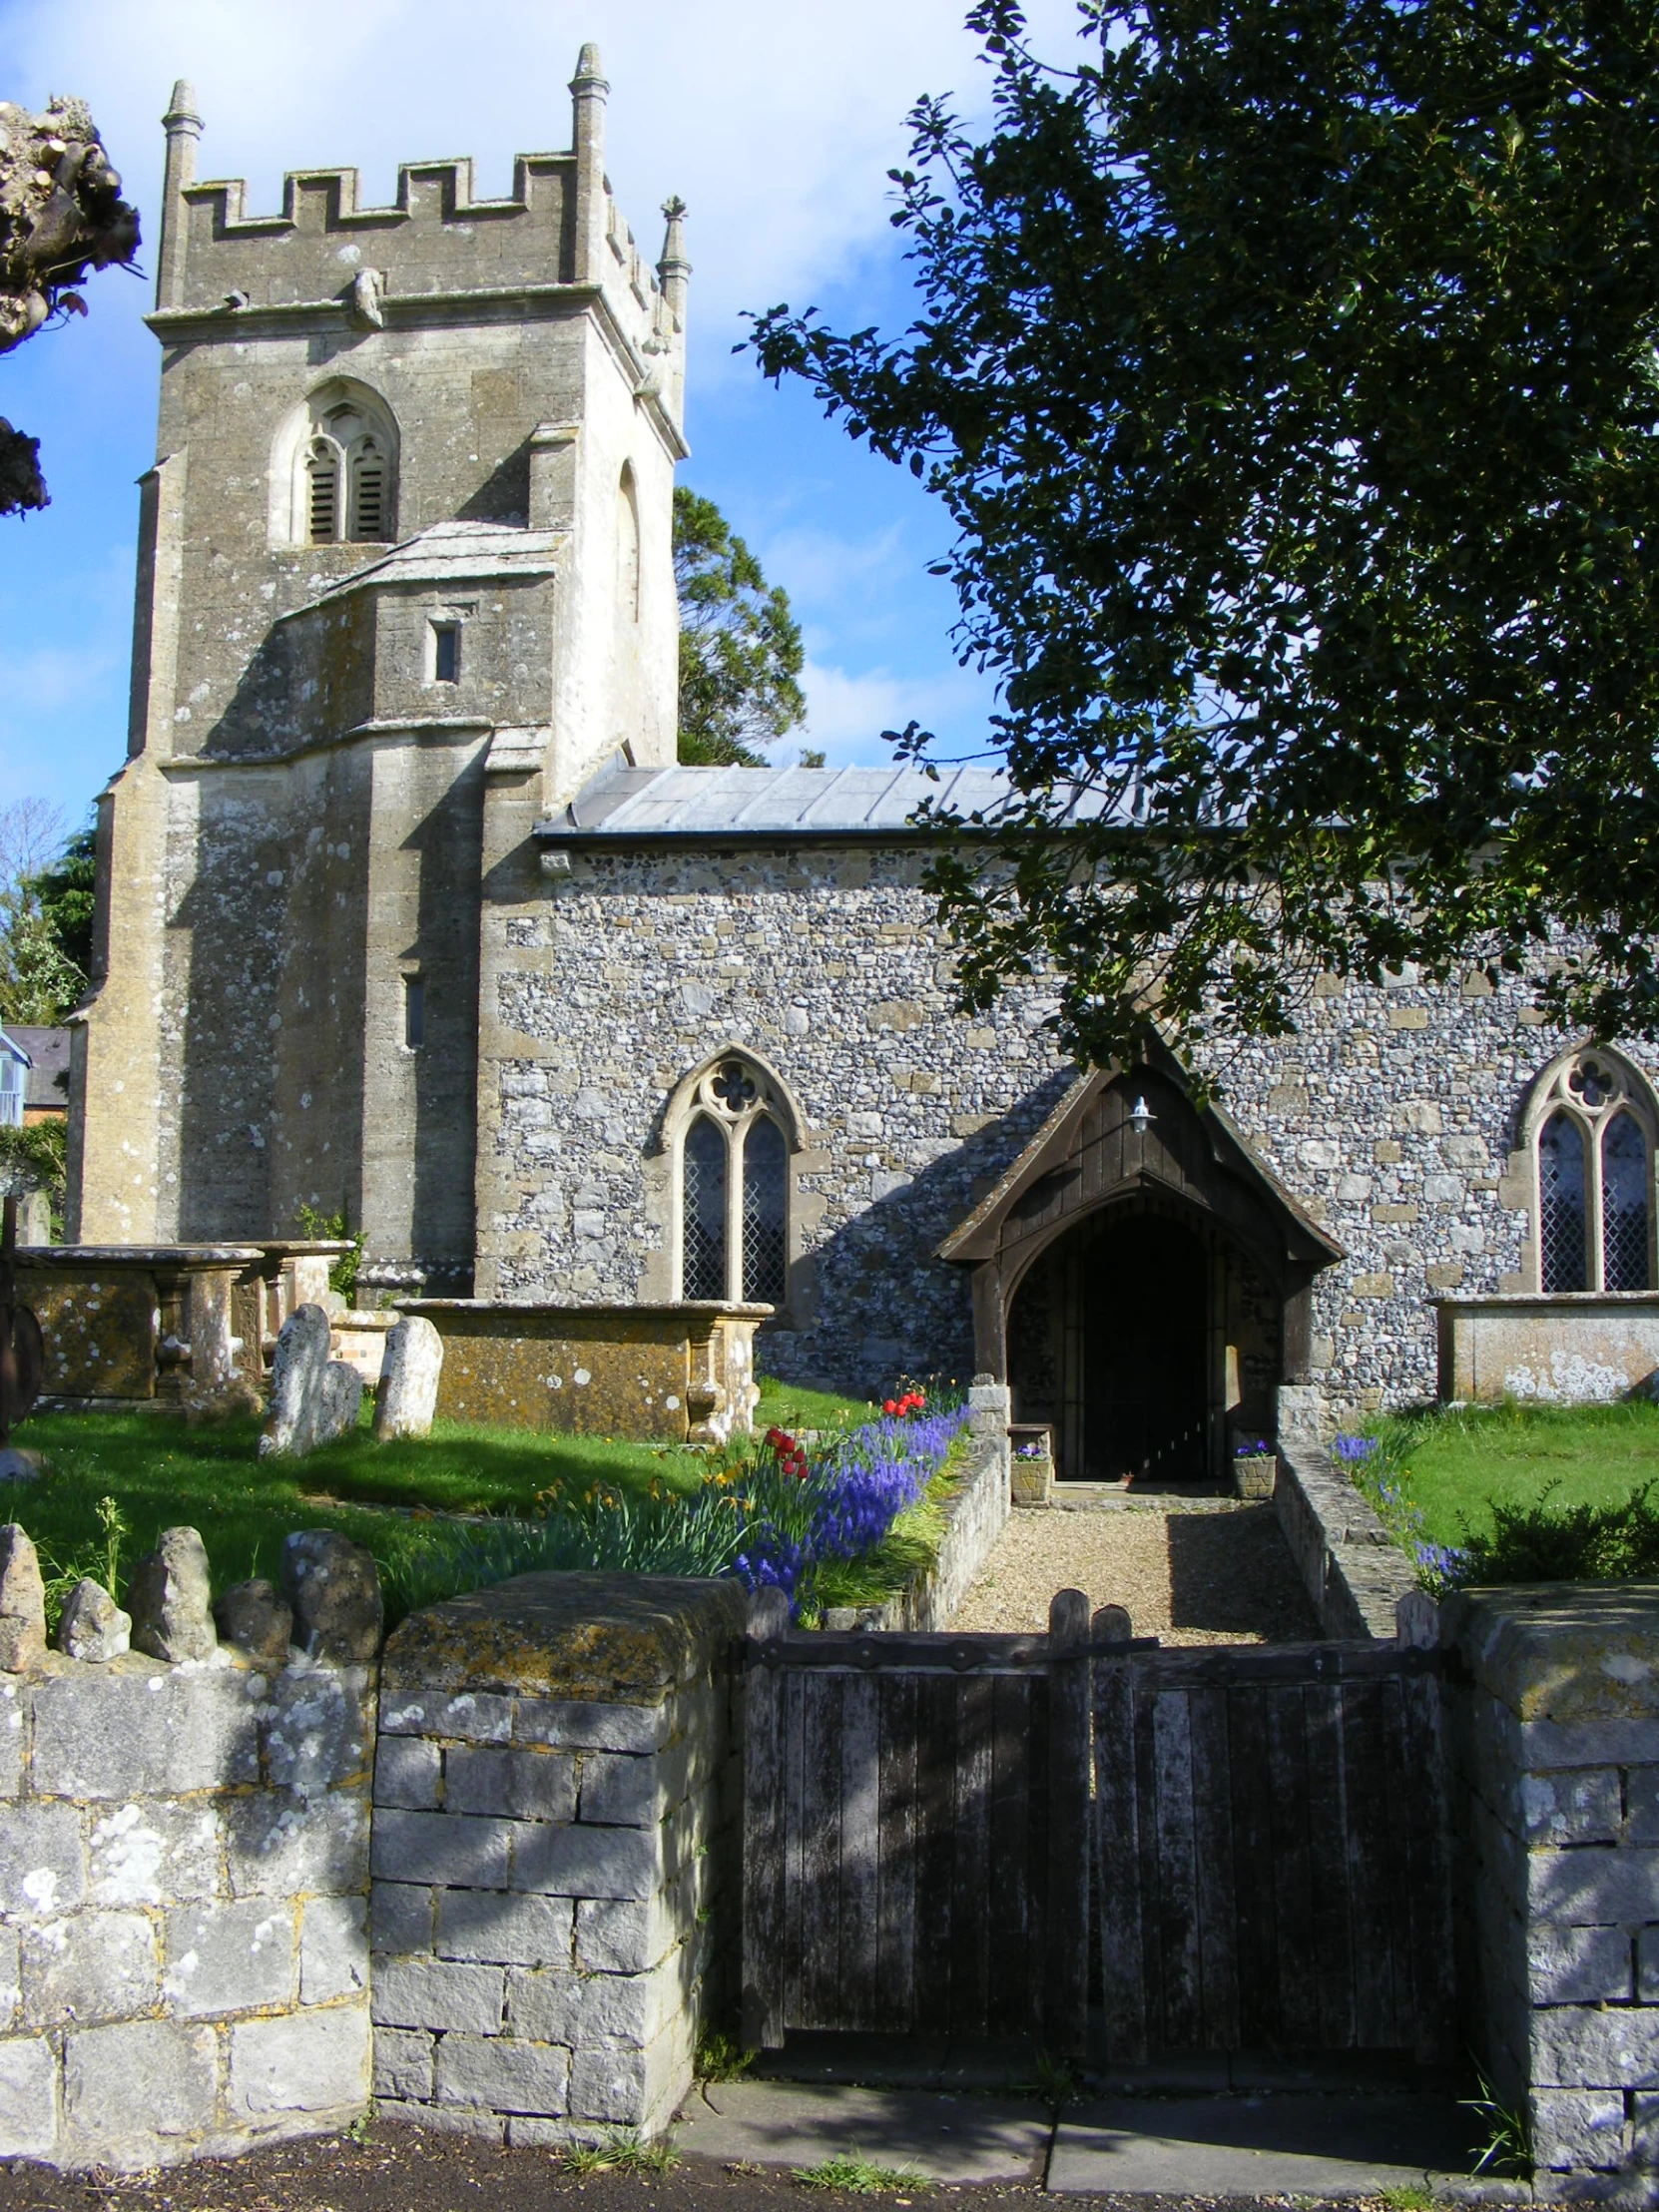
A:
[373,1314,443,1441]
[260,1303,362,1457]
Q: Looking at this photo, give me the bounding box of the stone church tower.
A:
[70,51,688,1293]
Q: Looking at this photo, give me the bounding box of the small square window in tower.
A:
[432,624,459,684]
[403,976,424,1051]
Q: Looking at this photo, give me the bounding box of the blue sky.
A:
[0,0,1086,829]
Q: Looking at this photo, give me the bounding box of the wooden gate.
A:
[741,1594,1454,2061]
[741,1589,1100,2050]
[1094,1641,1456,2063]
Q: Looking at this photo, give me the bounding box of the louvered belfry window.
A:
[349,439,386,542]
[306,441,340,544]
[1532,1051,1656,1293]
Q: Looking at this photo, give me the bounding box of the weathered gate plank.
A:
[1398,1670,1457,2060]
[1132,1670,1167,2050]
[1226,1684,1280,2050]
[875,1672,918,2031]
[1187,1682,1240,2050]
[799,1671,843,2028]
[1303,1680,1357,2049]
[1342,1678,1400,2049]
[1045,1590,1091,2053]
[987,1673,1035,2034]
[913,1673,956,2029]
[741,1589,790,2049]
[1266,1684,1321,2049]
[1093,1652,1146,2063]
[1152,1687,1202,2047]
[837,1671,880,2029]
[784,1667,806,2027]
[950,1673,994,2037]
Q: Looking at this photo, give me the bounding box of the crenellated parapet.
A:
[150,46,685,384]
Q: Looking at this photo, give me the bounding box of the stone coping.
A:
[396,1299,773,1321]
[1433,1291,1659,1312]
[381,1570,749,1705]
[1440,1580,1659,1720]
[15,1244,266,1267]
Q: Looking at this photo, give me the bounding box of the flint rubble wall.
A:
[0,1652,374,2171]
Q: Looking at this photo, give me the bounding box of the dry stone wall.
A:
[1444,1585,1659,2203]
[368,1572,745,2146]
[0,1653,373,2171]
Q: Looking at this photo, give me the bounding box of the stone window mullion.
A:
[1587,1115,1608,1291]
[725,1116,748,1304]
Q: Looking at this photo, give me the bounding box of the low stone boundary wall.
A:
[1443,1584,1659,2202]
[840,1382,1011,1633]
[0,1652,374,2171]
[1273,1389,1416,1639]
[368,1572,746,2145]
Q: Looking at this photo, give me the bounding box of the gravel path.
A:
[951,1500,1321,1643]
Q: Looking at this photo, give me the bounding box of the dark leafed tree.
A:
[675,486,808,766]
[0,96,140,515]
[750,0,1659,1072]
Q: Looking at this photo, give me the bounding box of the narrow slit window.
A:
[402,975,424,1051]
[306,442,339,544]
[432,624,460,684]
[1602,1112,1650,1291]
[1539,1111,1588,1292]
[683,1115,728,1300]
[742,1116,788,1305]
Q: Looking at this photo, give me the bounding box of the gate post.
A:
[1045,1588,1091,2054]
[741,1588,791,2052]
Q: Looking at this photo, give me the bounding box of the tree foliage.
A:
[0,95,140,516]
[0,802,93,1024]
[750,0,1659,1069]
[675,485,808,766]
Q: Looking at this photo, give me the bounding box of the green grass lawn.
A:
[1364,1398,1659,1548]
[5,1370,878,1627]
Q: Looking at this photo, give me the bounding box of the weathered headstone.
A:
[214,1577,293,1666]
[127,1525,217,1662]
[259,1304,362,1457]
[57,1577,131,1662]
[373,1313,443,1441]
[0,1523,44,1671]
[0,1446,41,1484]
[280,1529,382,1661]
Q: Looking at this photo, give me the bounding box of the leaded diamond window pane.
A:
[1539,1112,1588,1292]
[743,1116,788,1305]
[683,1115,728,1300]
[1603,1112,1650,1292]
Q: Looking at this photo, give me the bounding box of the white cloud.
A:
[799,657,999,769]
[14,0,1087,340]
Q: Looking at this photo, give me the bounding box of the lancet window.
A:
[672,1053,797,1307]
[1528,1048,1658,1293]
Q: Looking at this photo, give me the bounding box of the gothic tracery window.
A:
[1529,1049,1656,1293]
[674,1054,796,1307]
